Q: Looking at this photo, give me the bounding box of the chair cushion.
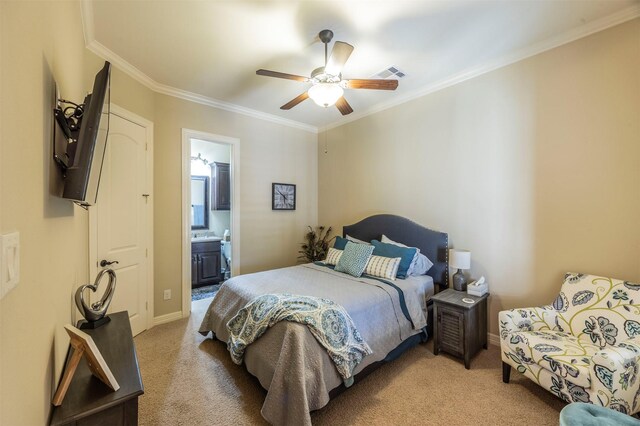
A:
[504,330,602,388]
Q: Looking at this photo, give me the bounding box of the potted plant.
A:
[298,226,334,263]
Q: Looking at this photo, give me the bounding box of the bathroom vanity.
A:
[191,237,223,287]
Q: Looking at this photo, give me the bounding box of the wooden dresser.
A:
[50,311,144,426]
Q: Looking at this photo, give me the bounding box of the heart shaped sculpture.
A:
[75,269,117,322]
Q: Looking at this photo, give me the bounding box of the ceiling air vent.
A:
[373,66,406,79]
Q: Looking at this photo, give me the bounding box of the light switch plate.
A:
[1,232,20,299]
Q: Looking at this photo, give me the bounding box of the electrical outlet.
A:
[163,289,171,300]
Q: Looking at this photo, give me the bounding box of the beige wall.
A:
[318,19,640,336]
[0,8,318,419]
[153,94,318,315]
[0,2,318,416]
[0,1,157,422]
[1,2,90,424]
[0,0,317,419]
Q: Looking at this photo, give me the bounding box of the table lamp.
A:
[449,249,471,291]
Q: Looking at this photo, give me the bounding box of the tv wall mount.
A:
[53,97,88,172]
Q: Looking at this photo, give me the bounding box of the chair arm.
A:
[498,306,560,341]
[590,337,640,413]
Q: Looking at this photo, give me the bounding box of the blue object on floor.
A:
[560,403,640,426]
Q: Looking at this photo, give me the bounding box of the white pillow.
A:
[346,234,371,245]
[365,255,401,280]
[381,234,434,276]
[324,247,343,265]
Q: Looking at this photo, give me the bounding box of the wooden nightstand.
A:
[432,289,489,369]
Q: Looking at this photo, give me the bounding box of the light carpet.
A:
[134,298,565,425]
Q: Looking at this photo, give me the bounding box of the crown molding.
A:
[87,40,318,133]
[80,1,318,134]
[320,4,640,132]
[79,0,94,44]
[150,76,319,133]
[81,0,638,136]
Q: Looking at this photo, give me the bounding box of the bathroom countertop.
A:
[191,236,223,243]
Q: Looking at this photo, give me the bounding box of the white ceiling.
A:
[86,0,639,130]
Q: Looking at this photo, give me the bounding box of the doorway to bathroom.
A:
[181,129,240,317]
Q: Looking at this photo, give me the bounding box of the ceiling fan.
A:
[256,29,398,116]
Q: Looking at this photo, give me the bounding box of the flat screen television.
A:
[55,61,111,207]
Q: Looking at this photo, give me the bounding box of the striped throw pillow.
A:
[335,242,374,277]
[325,247,343,266]
[365,255,401,280]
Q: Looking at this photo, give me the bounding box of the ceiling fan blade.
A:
[325,42,354,76]
[256,69,309,82]
[344,79,398,90]
[335,96,353,116]
[280,92,309,110]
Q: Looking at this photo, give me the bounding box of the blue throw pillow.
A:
[335,241,374,277]
[371,240,417,279]
[334,236,349,250]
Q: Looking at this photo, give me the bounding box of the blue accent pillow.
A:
[335,241,374,277]
[371,240,417,279]
[334,236,349,250]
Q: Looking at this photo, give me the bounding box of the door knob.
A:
[99,259,119,267]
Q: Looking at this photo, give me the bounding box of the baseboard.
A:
[153,311,183,326]
[488,332,500,346]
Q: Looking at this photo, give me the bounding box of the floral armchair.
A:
[500,273,640,415]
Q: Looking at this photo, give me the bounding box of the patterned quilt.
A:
[227,293,372,383]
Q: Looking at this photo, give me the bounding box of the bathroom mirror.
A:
[191,175,209,229]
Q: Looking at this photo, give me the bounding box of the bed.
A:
[199,214,449,425]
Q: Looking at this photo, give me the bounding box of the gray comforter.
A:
[199,263,433,425]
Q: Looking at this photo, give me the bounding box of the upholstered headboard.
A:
[343,214,449,290]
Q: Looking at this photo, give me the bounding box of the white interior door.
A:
[92,112,150,336]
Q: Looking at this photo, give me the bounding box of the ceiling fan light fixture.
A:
[308,83,343,108]
[257,29,397,115]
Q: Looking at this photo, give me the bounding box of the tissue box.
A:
[467,283,488,297]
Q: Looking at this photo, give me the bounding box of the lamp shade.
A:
[449,249,471,270]
[308,83,344,107]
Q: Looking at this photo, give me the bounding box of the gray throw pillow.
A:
[381,234,434,275]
